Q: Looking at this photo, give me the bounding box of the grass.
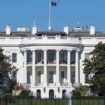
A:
[6,97,105,105]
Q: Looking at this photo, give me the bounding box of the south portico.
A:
[19,46,81,98]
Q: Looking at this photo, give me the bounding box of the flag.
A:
[51,0,57,6]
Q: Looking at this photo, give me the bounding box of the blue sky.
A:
[0,0,105,32]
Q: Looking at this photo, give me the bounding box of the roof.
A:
[0,31,105,37]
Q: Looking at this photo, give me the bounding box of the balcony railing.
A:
[36,60,44,64]
[60,83,68,86]
[59,61,67,64]
[48,83,56,86]
[35,83,43,86]
[47,61,56,64]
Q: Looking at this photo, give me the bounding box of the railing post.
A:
[67,91,72,105]
[55,97,56,105]
[104,95,105,105]
[5,96,7,105]
[30,96,33,105]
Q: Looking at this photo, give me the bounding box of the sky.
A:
[0,0,105,32]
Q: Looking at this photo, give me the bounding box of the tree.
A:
[83,42,105,95]
[0,49,17,94]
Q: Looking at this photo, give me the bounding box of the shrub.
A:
[0,100,5,105]
[74,85,89,96]
[20,90,29,97]
[72,90,81,96]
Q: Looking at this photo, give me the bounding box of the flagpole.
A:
[48,0,51,30]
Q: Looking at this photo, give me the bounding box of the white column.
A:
[24,50,27,83]
[32,50,36,87]
[67,50,71,86]
[56,50,60,86]
[43,50,47,86]
[75,50,79,84]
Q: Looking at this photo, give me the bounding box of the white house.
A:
[0,24,105,98]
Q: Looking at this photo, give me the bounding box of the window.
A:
[37,71,41,83]
[85,53,89,60]
[27,70,32,83]
[71,71,75,83]
[62,90,66,99]
[49,90,54,99]
[71,52,75,64]
[27,51,32,63]
[60,52,67,63]
[37,90,41,99]
[48,71,54,83]
[61,71,65,83]
[48,51,55,63]
[12,53,17,63]
[85,75,89,83]
[37,52,42,63]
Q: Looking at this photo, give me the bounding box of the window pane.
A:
[85,53,89,60]
[71,52,75,64]
[48,71,54,83]
[85,75,89,83]
[27,51,32,63]
[12,53,17,63]
[48,51,55,63]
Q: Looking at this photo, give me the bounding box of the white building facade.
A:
[0,25,105,98]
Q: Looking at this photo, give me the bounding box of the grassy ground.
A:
[6,97,104,105]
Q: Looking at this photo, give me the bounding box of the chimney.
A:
[5,25,11,35]
[64,26,69,35]
[90,26,95,35]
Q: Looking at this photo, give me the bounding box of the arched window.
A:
[37,90,41,99]
[62,90,66,99]
[49,90,54,99]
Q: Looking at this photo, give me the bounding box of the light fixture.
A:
[58,87,60,93]
[43,87,46,93]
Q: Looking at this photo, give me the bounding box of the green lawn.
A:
[7,97,104,105]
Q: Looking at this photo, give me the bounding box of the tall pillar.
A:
[75,50,79,84]
[43,50,47,86]
[32,50,36,87]
[24,50,27,83]
[67,50,71,86]
[56,50,60,86]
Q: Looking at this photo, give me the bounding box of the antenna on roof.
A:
[76,22,80,28]
[33,20,36,27]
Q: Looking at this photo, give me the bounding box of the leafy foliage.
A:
[0,49,17,94]
[83,42,105,95]
[20,90,29,97]
[73,85,89,96]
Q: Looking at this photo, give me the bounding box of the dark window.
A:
[61,71,65,83]
[71,52,75,64]
[12,53,17,63]
[60,51,67,63]
[48,51,55,63]
[36,52,42,63]
[48,71,54,83]
[27,51,32,64]
[62,90,66,99]
[85,75,89,83]
[37,90,41,99]
[27,70,32,83]
[71,71,75,83]
[85,53,89,60]
[49,90,54,99]
[37,71,41,83]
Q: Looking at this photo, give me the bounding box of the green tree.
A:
[83,42,105,95]
[0,49,17,94]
